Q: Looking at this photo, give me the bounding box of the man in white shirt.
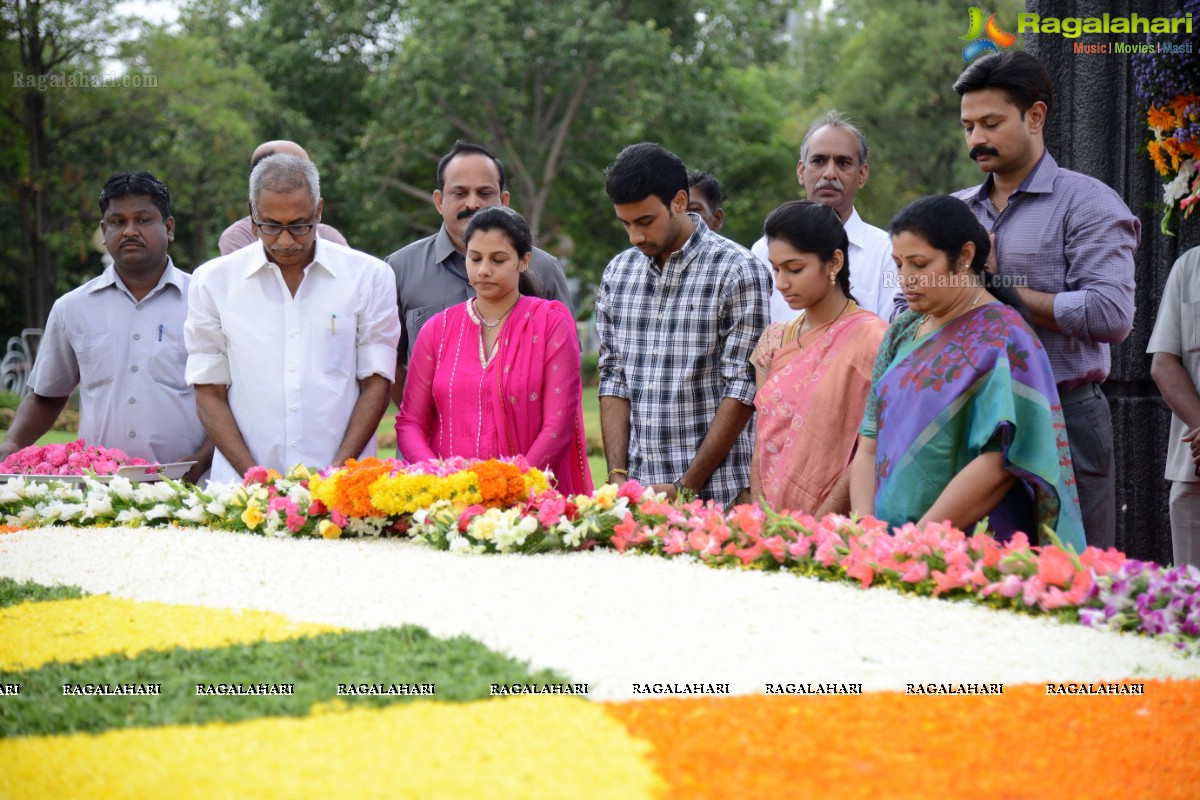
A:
[186,154,400,484]
[752,111,897,321]
[0,172,211,481]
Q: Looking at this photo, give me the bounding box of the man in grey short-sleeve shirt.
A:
[0,172,211,481]
[1148,245,1200,568]
[384,140,572,406]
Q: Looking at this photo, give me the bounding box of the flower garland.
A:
[1,458,1197,653]
[1132,0,1200,234]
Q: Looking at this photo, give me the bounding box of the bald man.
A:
[218,140,349,255]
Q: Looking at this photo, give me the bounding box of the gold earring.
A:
[829,273,836,284]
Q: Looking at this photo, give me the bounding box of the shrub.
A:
[580,353,599,387]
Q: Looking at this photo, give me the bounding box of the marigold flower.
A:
[1148,141,1171,176]
[1163,138,1185,171]
[1147,104,1181,131]
[470,460,528,508]
[1170,93,1200,119]
[315,458,392,518]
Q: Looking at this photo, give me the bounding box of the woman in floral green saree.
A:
[849,196,1085,551]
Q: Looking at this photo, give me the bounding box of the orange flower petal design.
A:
[607,682,1200,800]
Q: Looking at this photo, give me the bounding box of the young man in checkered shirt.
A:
[595,143,771,506]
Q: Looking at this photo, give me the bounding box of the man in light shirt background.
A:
[686,170,726,234]
[752,111,897,322]
[384,140,572,405]
[185,154,400,483]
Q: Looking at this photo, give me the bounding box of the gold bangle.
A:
[607,468,628,478]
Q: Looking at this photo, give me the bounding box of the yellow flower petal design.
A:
[0,596,339,670]
[0,697,663,800]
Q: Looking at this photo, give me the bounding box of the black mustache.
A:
[457,208,476,221]
[969,145,1000,160]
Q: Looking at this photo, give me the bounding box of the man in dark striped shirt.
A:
[952,52,1140,548]
[595,143,770,506]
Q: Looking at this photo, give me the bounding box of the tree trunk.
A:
[15,0,57,329]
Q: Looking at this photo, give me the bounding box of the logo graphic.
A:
[960,7,1016,62]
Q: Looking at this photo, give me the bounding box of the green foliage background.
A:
[1,0,1025,333]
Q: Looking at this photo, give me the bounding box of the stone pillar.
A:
[1028,0,1199,563]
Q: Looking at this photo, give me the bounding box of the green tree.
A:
[345,0,789,287]
[675,63,800,251]
[113,28,269,268]
[797,0,1025,228]
[1,0,125,329]
[178,0,406,240]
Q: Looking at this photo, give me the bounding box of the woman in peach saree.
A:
[750,201,887,515]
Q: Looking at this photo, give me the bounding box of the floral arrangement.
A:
[409,480,642,554]
[1,458,1197,652]
[308,456,548,522]
[1133,0,1200,234]
[0,440,150,476]
[606,497,1200,651]
[1080,558,1200,647]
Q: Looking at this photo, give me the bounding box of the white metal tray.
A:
[0,461,196,484]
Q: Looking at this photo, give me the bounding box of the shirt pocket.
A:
[993,240,1061,293]
[148,328,190,391]
[313,312,357,382]
[1182,302,1200,353]
[405,304,442,361]
[71,331,115,390]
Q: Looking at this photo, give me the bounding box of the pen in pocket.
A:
[158,324,163,342]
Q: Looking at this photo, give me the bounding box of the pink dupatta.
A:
[490,297,593,496]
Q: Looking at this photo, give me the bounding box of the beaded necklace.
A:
[467,296,519,329]
[468,296,519,368]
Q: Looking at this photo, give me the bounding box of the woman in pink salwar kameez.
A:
[750,201,886,516]
[395,207,592,495]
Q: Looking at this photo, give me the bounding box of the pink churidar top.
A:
[395,296,593,495]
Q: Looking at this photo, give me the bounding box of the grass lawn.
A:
[581,388,606,480]
[34,431,81,445]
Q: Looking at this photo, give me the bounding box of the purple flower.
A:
[1140,609,1173,636]
[1131,0,1199,104]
